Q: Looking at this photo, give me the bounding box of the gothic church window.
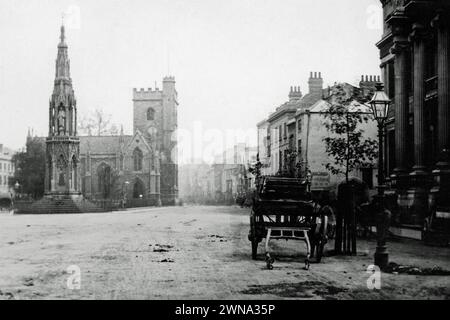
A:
[133,148,143,171]
[147,108,155,121]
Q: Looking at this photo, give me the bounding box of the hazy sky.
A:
[0,0,382,163]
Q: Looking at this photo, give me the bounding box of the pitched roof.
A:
[79,135,132,154]
[306,99,372,114]
[297,92,323,110]
[267,100,299,122]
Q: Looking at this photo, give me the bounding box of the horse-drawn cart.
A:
[248,176,328,270]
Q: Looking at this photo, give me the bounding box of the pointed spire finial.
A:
[59,12,67,44]
[60,24,65,43]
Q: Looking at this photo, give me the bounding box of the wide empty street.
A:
[0,206,449,300]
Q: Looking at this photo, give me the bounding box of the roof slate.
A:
[79,135,132,154]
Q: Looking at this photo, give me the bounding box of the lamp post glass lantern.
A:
[369,82,391,270]
[14,181,20,199]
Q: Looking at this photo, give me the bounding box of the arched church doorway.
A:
[97,163,111,199]
[133,179,145,199]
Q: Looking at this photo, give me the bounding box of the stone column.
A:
[408,23,431,225]
[430,12,450,215]
[390,41,410,176]
[435,14,450,169]
[410,23,428,176]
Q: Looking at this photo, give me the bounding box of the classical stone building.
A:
[0,144,15,203]
[376,0,450,226]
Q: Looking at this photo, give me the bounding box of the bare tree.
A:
[78,108,120,136]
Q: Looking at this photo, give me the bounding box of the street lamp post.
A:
[369,82,392,270]
[14,181,20,200]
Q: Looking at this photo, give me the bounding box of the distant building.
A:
[179,163,211,204]
[256,119,271,176]
[179,144,257,205]
[0,144,15,198]
[212,144,257,203]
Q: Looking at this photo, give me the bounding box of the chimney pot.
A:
[314,72,317,78]
[310,72,313,78]
[319,72,322,78]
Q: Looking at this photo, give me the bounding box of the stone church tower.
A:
[44,25,81,198]
[133,76,178,205]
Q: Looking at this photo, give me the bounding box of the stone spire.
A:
[55,24,71,81]
[49,24,77,137]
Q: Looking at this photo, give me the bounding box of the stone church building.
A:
[32,24,178,209]
[79,78,179,206]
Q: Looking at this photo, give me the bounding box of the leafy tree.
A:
[322,85,378,183]
[11,137,46,199]
[322,84,378,255]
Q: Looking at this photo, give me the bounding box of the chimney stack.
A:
[289,85,303,101]
[359,74,381,97]
[308,71,324,97]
